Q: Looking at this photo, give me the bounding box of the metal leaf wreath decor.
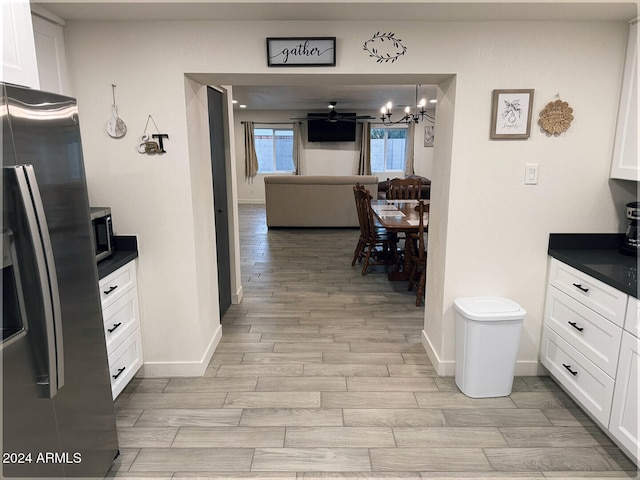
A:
[538,98,574,136]
[363,32,407,63]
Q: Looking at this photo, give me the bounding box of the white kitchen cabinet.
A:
[99,260,143,399]
[542,257,639,466]
[610,20,638,181]
[31,7,70,95]
[542,258,622,426]
[1,0,39,89]
[625,296,640,338]
[541,327,616,426]
[610,330,640,465]
[544,286,623,378]
[548,258,628,326]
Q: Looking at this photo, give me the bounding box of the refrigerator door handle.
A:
[10,165,64,397]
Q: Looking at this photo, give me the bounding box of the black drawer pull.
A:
[104,285,118,295]
[568,321,584,332]
[107,322,122,333]
[572,283,589,293]
[112,367,126,379]
[563,363,578,376]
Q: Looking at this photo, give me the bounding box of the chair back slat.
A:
[386,177,422,200]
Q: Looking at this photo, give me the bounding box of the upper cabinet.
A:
[31,6,70,96]
[1,0,39,89]
[610,20,639,182]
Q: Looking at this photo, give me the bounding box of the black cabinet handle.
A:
[112,367,126,379]
[107,322,122,333]
[103,285,118,295]
[568,321,584,332]
[572,283,589,293]
[563,363,578,376]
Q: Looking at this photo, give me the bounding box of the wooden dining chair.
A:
[352,185,399,275]
[407,200,429,306]
[386,177,422,200]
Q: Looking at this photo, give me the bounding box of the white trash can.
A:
[454,296,526,398]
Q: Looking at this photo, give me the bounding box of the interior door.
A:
[207,87,232,317]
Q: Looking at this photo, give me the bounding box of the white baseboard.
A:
[514,361,547,376]
[421,330,455,376]
[238,199,266,205]
[140,324,222,377]
[232,285,243,304]
[422,329,544,377]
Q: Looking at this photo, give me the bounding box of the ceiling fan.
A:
[291,101,374,123]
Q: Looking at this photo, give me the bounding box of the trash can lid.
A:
[454,296,526,321]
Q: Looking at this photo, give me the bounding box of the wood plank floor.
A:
[108,204,637,479]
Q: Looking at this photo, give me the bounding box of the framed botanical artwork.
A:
[424,125,435,147]
[490,89,534,139]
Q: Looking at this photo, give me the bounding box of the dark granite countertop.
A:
[548,234,638,299]
[97,235,138,280]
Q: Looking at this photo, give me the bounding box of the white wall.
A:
[61,18,635,376]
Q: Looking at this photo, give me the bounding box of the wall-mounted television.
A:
[307,113,357,142]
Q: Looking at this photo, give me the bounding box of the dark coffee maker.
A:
[621,201,640,256]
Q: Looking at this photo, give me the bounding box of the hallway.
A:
[109,205,636,478]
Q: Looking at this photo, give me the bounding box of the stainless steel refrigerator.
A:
[1,83,118,477]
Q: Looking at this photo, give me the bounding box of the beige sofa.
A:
[264,175,378,227]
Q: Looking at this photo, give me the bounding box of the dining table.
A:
[371,199,429,281]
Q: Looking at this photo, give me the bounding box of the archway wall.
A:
[63,19,632,375]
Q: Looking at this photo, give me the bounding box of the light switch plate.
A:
[524,163,539,185]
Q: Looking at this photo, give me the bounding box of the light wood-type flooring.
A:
[108,204,637,479]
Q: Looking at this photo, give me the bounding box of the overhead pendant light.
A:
[380,85,435,126]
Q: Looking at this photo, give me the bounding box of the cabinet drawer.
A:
[108,328,143,400]
[549,259,628,326]
[545,285,623,377]
[624,296,640,339]
[99,261,137,309]
[103,288,140,355]
[541,326,615,426]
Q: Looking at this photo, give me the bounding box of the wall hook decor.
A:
[106,84,127,138]
[363,32,407,63]
[138,115,169,154]
[538,95,574,136]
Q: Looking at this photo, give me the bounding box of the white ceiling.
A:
[34,1,638,23]
[230,84,439,111]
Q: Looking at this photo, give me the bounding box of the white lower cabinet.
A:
[542,258,638,465]
[610,330,640,464]
[541,327,615,426]
[99,260,143,399]
[108,328,143,400]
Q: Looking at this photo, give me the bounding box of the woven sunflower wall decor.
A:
[538,98,574,136]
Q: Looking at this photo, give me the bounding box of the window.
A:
[254,128,295,173]
[370,127,407,173]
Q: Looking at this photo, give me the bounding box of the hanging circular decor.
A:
[538,99,574,136]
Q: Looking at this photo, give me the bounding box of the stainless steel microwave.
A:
[90,207,114,262]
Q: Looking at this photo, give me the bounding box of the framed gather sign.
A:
[490,89,535,139]
[266,37,336,67]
